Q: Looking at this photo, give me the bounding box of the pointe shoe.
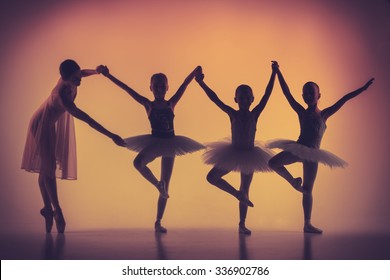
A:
[155,222,168,233]
[304,224,323,234]
[239,225,252,235]
[157,181,169,199]
[237,191,254,207]
[40,208,54,233]
[53,208,66,234]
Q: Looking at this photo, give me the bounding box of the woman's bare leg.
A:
[39,137,64,233]
[38,174,54,233]
[38,174,51,209]
[42,175,65,233]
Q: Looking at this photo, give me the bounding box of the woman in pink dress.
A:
[21,59,125,233]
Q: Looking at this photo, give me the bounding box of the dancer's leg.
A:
[302,162,322,234]
[269,151,303,192]
[42,175,65,233]
[155,156,175,233]
[38,174,51,209]
[38,174,54,233]
[133,152,168,198]
[239,172,254,235]
[207,167,253,207]
[39,131,64,233]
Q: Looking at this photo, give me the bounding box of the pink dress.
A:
[21,79,77,179]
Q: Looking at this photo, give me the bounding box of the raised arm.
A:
[252,61,277,118]
[59,86,125,147]
[275,63,305,115]
[81,69,98,77]
[322,78,374,120]
[195,69,234,115]
[168,66,201,108]
[97,65,150,107]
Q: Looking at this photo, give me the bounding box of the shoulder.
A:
[296,105,307,117]
[151,100,172,109]
[58,83,76,106]
[166,100,175,110]
[320,109,330,122]
[57,80,73,95]
[228,108,239,118]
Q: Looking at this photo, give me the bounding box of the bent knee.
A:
[206,171,219,185]
[133,157,144,170]
[268,157,278,169]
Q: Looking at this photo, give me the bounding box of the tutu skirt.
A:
[202,139,274,174]
[124,134,205,158]
[267,139,347,168]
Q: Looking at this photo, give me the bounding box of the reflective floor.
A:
[1,228,390,260]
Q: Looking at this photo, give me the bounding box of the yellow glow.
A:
[1,0,389,233]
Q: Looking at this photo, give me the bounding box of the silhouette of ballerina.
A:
[195,62,277,235]
[98,65,204,233]
[268,61,374,234]
[21,59,125,234]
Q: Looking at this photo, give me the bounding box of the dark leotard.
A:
[230,111,257,150]
[148,103,175,138]
[297,111,326,149]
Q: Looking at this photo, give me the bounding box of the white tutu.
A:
[202,139,274,174]
[124,134,205,158]
[267,139,347,168]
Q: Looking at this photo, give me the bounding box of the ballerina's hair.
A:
[235,84,254,99]
[302,81,320,93]
[151,73,168,85]
[59,59,81,80]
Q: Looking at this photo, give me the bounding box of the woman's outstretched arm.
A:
[81,69,98,77]
[59,86,125,147]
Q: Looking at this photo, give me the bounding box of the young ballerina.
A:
[195,62,277,235]
[21,59,125,234]
[267,61,374,234]
[98,65,204,233]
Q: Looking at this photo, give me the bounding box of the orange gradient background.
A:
[1,0,389,233]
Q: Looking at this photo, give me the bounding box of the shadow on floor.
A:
[1,228,390,260]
